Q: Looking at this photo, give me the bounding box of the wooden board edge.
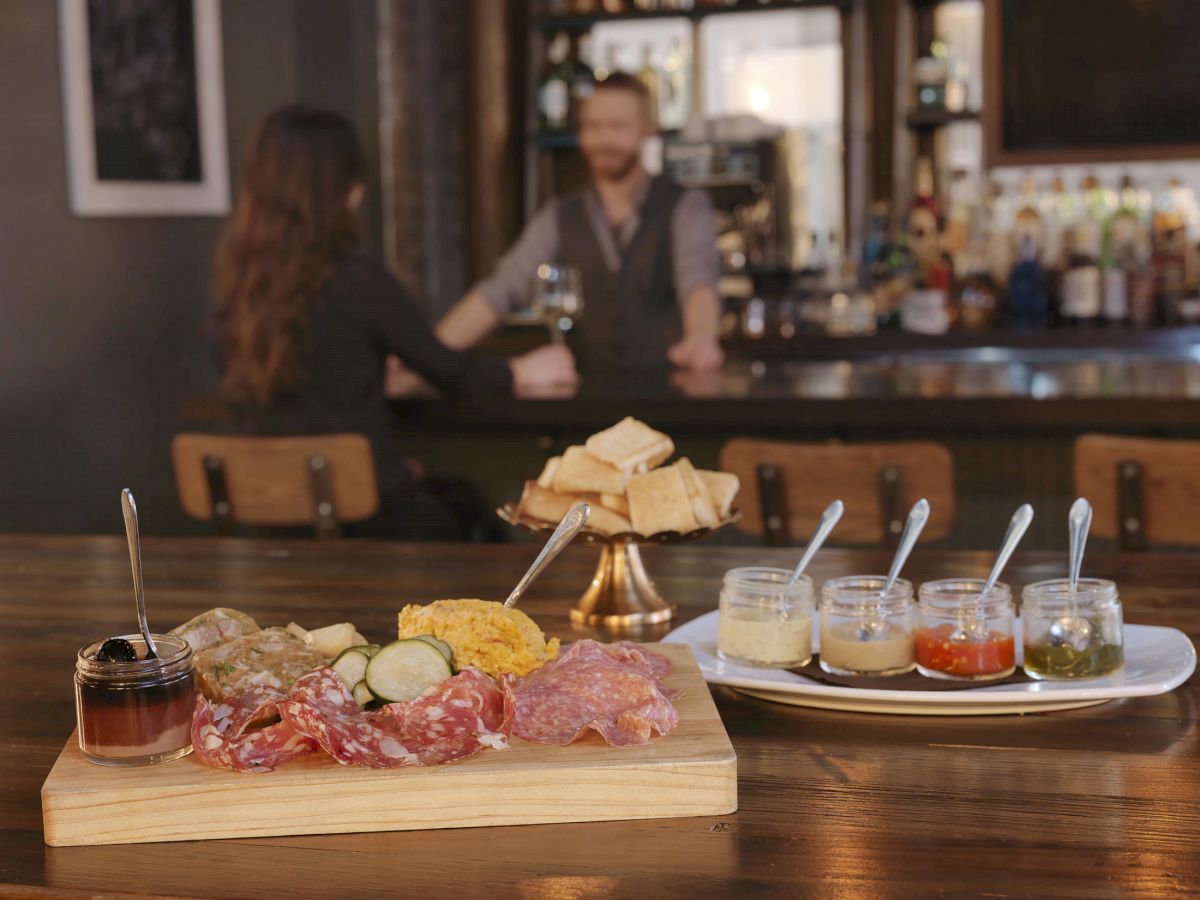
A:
[43,752,738,846]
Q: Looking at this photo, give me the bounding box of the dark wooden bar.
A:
[2,536,1198,897]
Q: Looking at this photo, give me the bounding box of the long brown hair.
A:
[214,105,365,404]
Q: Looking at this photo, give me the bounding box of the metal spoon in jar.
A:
[964,503,1034,640]
[787,500,844,586]
[121,489,158,660]
[503,502,590,609]
[859,498,930,640]
[1049,498,1094,652]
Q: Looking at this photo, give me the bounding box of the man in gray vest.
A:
[436,72,723,374]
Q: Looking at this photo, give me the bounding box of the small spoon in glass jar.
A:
[787,500,844,586]
[121,489,158,660]
[962,503,1033,641]
[1049,498,1094,652]
[858,498,929,640]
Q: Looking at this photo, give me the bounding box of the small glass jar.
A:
[718,567,814,668]
[75,633,196,766]
[1021,578,1124,680]
[819,576,915,676]
[915,579,1016,681]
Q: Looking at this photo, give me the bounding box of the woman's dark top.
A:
[234,254,511,499]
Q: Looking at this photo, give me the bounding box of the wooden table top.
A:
[2,535,1198,898]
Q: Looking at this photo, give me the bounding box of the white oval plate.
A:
[663,611,1197,716]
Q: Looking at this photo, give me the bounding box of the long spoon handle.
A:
[983,503,1034,594]
[1067,497,1092,593]
[121,489,158,659]
[788,500,844,585]
[883,499,930,595]
[504,502,590,609]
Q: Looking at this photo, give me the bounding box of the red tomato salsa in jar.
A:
[914,579,1017,681]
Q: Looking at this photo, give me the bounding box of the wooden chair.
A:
[1074,434,1200,551]
[171,433,379,539]
[718,438,956,548]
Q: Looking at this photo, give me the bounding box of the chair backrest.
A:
[172,433,379,539]
[1074,433,1200,550]
[718,438,956,547]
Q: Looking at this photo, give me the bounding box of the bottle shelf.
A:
[905,108,982,129]
[531,0,850,32]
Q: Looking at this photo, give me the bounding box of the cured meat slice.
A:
[191,685,319,773]
[383,667,514,765]
[280,667,512,769]
[600,641,674,684]
[509,640,679,747]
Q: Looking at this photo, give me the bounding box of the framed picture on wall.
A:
[58,0,229,216]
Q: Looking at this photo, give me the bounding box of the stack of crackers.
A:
[514,417,740,537]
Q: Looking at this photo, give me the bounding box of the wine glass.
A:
[533,264,584,344]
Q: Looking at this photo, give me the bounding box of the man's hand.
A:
[667,333,724,372]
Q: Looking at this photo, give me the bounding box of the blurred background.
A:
[4,0,1200,549]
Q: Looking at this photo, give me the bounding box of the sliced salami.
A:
[280,667,513,769]
[599,641,674,684]
[509,640,679,747]
[191,685,319,773]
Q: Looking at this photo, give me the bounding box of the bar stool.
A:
[718,438,956,548]
[1074,434,1200,551]
[171,433,379,539]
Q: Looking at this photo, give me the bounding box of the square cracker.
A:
[676,457,719,528]
[585,417,674,473]
[516,482,631,536]
[551,446,629,496]
[627,465,699,536]
[698,470,739,519]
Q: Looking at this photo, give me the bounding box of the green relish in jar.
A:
[1021,578,1124,680]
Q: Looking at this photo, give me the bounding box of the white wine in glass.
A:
[533,264,584,344]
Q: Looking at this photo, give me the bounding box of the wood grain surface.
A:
[3,535,1200,898]
[42,645,735,846]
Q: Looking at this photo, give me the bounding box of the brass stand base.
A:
[570,542,675,628]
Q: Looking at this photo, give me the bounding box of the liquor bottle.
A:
[1101,175,1146,325]
[862,201,889,288]
[1008,234,1049,329]
[1038,174,1071,273]
[658,36,690,131]
[1010,173,1044,268]
[569,33,595,125]
[984,179,1013,287]
[538,32,573,132]
[1153,180,1189,324]
[637,44,661,129]
[1060,175,1104,325]
[907,156,941,273]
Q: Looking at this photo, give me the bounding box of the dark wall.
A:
[0,0,380,536]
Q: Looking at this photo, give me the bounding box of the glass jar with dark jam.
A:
[74,633,196,766]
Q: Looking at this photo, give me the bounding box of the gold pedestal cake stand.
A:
[498,503,740,629]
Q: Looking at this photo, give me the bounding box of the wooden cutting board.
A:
[41,643,736,846]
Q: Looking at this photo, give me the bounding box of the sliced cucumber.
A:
[331,647,369,688]
[351,680,374,707]
[365,638,452,703]
[410,634,453,664]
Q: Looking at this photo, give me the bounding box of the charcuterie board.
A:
[41,643,735,846]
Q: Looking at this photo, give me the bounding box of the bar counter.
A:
[3,536,1198,897]
[397,326,1200,435]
